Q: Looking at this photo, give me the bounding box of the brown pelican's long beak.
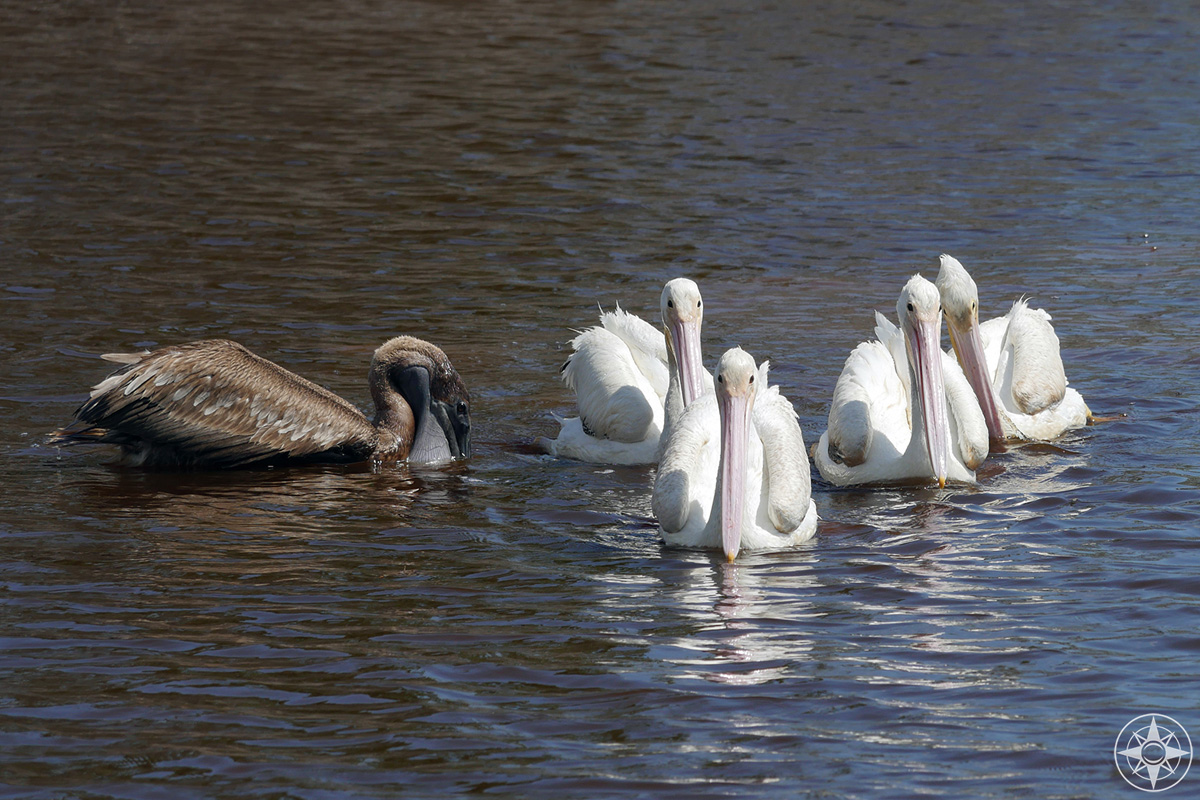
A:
[909,316,949,489]
[719,387,753,562]
[670,317,705,407]
[947,317,1005,448]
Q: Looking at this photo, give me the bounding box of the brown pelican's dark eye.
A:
[696,300,701,308]
[667,299,674,308]
[717,374,723,383]
[907,302,914,311]
[749,375,754,384]
[456,402,468,416]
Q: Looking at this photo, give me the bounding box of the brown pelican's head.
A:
[373,337,471,463]
[897,275,948,488]
[715,346,759,562]
[660,278,705,407]
[935,253,1004,445]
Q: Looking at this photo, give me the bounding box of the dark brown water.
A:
[3,1,1200,797]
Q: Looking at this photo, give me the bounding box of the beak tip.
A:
[938,476,946,489]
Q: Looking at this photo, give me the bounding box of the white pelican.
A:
[540,278,712,465]
[814,275,988,487]
[653,347,817,561]
[52,336,470,468]
[936,253,1091,444]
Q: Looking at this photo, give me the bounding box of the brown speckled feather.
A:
[59,340,378,468]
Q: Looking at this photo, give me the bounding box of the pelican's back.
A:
[996,300,1067,416]
[825,328,910,466]
[55,340,377,468]
[562,308,666,444]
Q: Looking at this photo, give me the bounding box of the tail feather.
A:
[101,350,151,365]
[48,425,110,446]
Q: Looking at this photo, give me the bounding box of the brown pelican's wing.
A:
[58,340,378,467]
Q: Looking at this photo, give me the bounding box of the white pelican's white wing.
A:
[995,300,1066,417]
[822,333,909,471]
[652,394,719,542]
[562,316,664,444]
[543,306,667,464]
[990,303,1089,440]
[747,362,816,545]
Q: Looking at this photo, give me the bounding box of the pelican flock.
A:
[814,275,988,488]
[936,254,1091,444]
[53,255,1095,561]
[653,347,817,561]
[539,278,713,465]
[53,336,470,468]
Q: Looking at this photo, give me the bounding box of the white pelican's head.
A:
[935,254,1004,445]
[715,347,759,562]
[661,278,706,408]
[897,274,949,488]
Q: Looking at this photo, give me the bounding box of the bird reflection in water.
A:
[66,459,475,537]
[665,556,819,687]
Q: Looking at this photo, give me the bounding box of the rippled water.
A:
[3,1,1200,797]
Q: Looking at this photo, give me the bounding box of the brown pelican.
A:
[52,336,471,469]
[540,278,712,465]
[814,275,988,487]
[936,253,1091,445]
[653,347,817,561]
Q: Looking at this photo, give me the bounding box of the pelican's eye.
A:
[696,299,702,308]
[667,299,674,308]
[717,374,724,384]
[749,375,754,384]
[456,401,468,416]
[907,302,914,311]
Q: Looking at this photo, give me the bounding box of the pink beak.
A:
[949,319,1006,449]
[670,317,705,408]
[908,316,949,488]
[719,390,752,561]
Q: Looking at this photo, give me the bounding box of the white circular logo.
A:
[1115,714,1192,792]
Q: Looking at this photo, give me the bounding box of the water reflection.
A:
[45,460,480,561]
[659,555,820,686]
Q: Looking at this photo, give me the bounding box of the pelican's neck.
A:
[369,368,414,459]
[904,353,927,459]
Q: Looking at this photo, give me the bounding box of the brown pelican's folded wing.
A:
[60,340,377,467]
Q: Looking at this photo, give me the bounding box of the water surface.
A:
[3,1,1200,798]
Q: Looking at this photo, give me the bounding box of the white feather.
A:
[653,353,817,553]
